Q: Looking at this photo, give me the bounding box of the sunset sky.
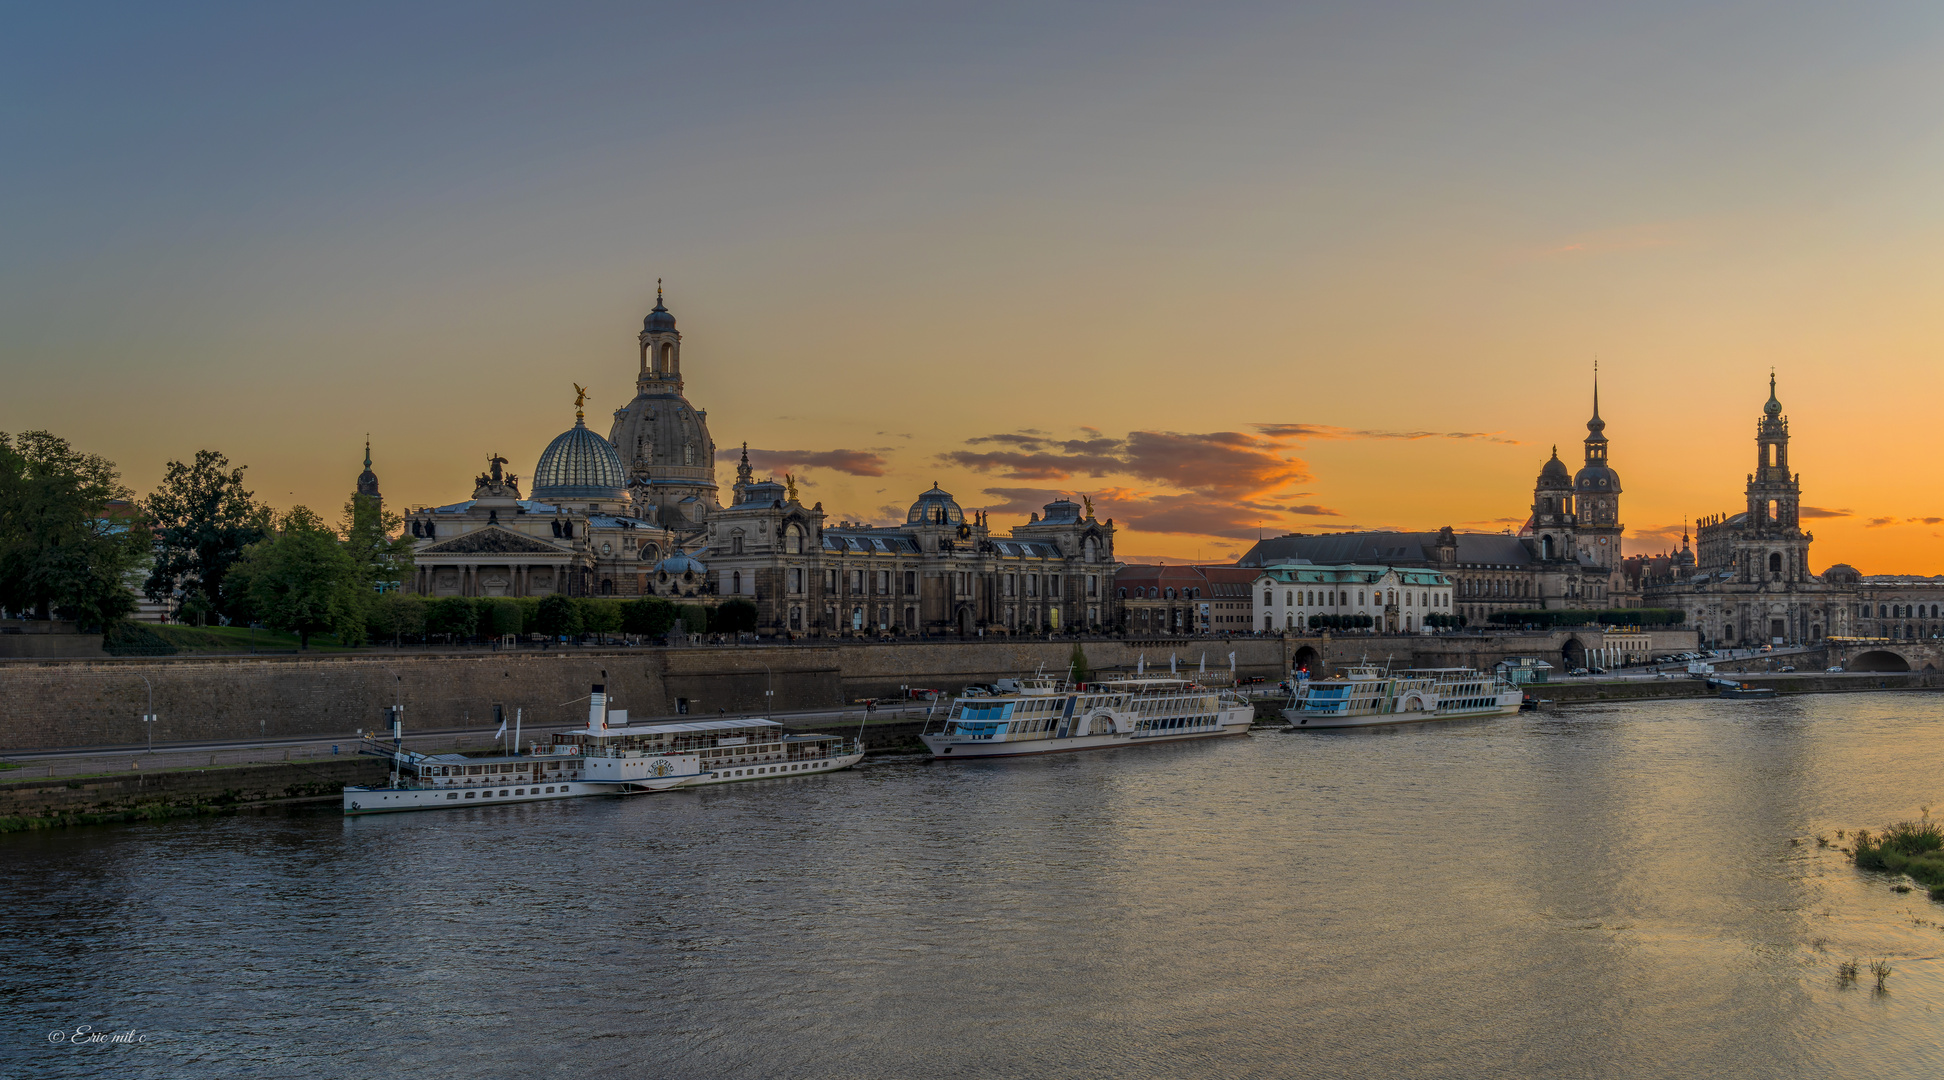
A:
[5,4,1942,571]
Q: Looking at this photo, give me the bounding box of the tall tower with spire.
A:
[1572,371,1625,594]
[606,281,719,530]
[355,438,381,503]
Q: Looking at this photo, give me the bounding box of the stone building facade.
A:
[1112,565,1258,636]
[703,465,1117,636]
[1251,564,1454,634]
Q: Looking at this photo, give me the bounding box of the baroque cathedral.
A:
[398,289,1118,636]
[1240,382,1632,625]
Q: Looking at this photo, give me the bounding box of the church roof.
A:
[1537,447,1571,487]
[1239,531,1534,568]
[644,289,676,333]
[906,483,964,526]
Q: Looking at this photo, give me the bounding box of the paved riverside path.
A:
[1,703,945,779]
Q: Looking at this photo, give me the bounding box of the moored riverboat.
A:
[919,674,1253,759]
[344,684,863,814]
[1284,663,1520,729]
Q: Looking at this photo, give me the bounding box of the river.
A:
[5,691,1943,1078]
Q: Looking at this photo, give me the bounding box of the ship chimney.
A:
[589,684,607,731]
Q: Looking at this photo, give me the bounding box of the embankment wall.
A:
[0,757,388,818]
[0,639,1297,752]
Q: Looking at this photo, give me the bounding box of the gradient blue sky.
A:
[5,3,1943,567]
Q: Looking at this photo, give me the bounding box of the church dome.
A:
[644,295,676,334]
[907,483,964,526]
[1537,447,1571,488]
[1574,464,1622,493]
[1764,373,1783,418]
[532,419,626,503]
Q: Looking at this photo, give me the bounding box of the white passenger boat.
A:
[344,684,863,814]
[919,674,1253,759]
[1283,663,1521,729]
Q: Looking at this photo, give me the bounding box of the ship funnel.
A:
[589,684,607,730]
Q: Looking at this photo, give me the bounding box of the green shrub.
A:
[622,597,677,637]
[709,599,759,634]
[676,604,708,634]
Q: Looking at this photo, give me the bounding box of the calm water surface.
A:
[6,692,1944,1079]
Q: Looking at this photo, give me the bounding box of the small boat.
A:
[1715,681,1776,699]
[919,673,1253,759]
[1284,663,1521,729]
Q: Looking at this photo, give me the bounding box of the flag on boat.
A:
[1170,653,1178,674]
[1199,653,1206,675]
[494,717,508,739]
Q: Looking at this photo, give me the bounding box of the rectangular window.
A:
[850,569,863,594]
[823,568,836,592]
[1087,575,1097,597]
[903,570,916,595]
[878,569,890,595]
[788,568,803,594]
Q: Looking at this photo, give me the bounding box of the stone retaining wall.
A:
[0,757,388,818]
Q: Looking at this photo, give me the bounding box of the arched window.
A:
[1117,588,1127,599]
[1769,552,1783,574]
[731,570,742,594]
[1285,591,1293,606]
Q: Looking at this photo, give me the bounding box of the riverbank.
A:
[1541,670,1944,705]
[0,713,929,832]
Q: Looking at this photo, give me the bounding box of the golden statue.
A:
[572,383,589,416]
[784,473,799,501]
[1083,495,1094,518]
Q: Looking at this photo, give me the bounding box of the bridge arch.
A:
[1560,636,1586,669]
[1849,649,1911,673]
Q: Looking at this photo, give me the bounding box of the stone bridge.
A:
[1825,639,1944,673]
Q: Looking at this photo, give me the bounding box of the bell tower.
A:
[638,279,682,392]
[1736,372,1810,583]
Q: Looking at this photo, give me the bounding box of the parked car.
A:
[1780,665,1796,673]
[1568,666,1589,676]
[1826,665,1845,673]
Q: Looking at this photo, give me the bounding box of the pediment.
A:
[420,526,568,556]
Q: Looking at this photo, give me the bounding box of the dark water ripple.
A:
[5,692,1944,1079]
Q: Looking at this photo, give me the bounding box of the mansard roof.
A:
[1239,531,1534,569]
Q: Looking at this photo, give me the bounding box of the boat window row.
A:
[714,761,838,778]
[1135,715,1214,734]
[441,785,567,800]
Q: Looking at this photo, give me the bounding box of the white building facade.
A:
[1253,564,1455,634]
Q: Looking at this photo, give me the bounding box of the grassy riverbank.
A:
[1852,819,1944,901]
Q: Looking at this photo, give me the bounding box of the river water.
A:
[6,692,1944,1079]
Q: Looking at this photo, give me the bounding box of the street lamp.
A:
[139,675,156,755]
[757,661,774,717]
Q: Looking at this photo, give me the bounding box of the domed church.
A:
[607,285,718,530]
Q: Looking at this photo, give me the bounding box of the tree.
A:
[1068,640,1091,683]
[366,591,426,645]
[534,594,580,639]
[622,597,677,639]
[478,598,523,639]
[425,597,478,642]
[709,599,759,634]
[0,431,148,628]
[577,598,623,644]
[677,604,709,635]
[141,450,270,624]
[224,506,365,648]
[341,493,415,595]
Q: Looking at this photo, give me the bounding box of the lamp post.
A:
[139,675,156,755]
[757,661,774,718]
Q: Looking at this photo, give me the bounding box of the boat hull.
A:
[921,718,1252,758]
[1283,696,1522,729]
[343,752,868,814]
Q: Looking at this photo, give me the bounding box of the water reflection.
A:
[4,693,1943,1078]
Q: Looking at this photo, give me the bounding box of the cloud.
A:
[1627,523,1688,547]
[1866,517,1897,528]
[1253,424,1520,446]
[943,428,1309,498]
[718,447,889,477]
[1286,504,1341,517]
[1799,506,1852,519]
[1909,516,1944,525]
